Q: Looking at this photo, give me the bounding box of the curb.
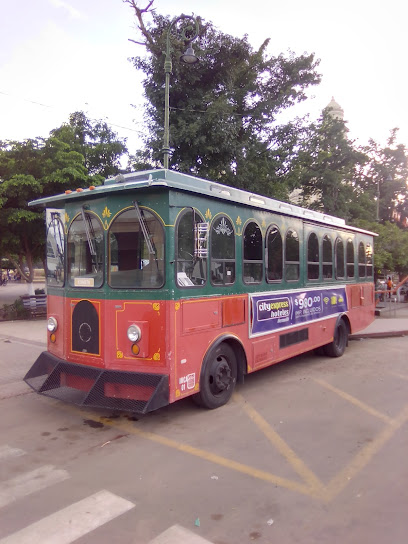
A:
[0,334,46,348]
[350,330,408,340]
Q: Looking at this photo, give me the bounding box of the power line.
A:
[0,89,145,136]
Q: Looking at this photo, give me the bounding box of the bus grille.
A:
[72,300,100,355]
[24,352,169,414]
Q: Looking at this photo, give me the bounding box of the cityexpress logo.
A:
[257,298,290,320]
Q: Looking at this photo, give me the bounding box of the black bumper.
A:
[24,352,169,414]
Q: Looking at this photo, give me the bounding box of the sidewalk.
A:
[0,319,47,346]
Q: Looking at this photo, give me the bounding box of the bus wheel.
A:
[324,319,348,358]
[194,343,237,409]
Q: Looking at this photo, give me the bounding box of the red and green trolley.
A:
[25,169,376,413]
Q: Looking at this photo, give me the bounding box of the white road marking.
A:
[149,524,214,544]
[0,465,69,509]
[0,445,26,461]
[0,490,135,544]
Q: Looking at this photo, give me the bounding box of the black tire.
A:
[323,319,348,358]
[193,343,237,409]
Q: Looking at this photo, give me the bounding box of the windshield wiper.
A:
[81,207,96,256]
[133,201,156,256]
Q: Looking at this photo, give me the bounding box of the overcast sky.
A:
[1,0,407,157]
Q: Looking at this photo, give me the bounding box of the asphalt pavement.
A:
[0,287,407,544]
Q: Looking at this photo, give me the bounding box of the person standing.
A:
[387,276,393,299]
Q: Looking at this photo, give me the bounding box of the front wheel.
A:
[193,343,237,409]
[324,319,348,357]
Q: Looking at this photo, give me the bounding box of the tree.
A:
[362,129,408,223]
[0,113,128,293]
[354,220,408,278]
[0,136,88,291]
[51,111,128,180]
[125,1,321,198]
[288,109,369,222]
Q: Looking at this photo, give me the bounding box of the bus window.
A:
[347,239,355,278]
[358,242,366,278]
[176,209,207,287]
[243,221,263,284]
[68,213,104,288]
[109,208,164,288]
[322,235,333,279]
[211,215,235,285]
[285,229,299,281]
[46,213,65,287]
[266,225,282,282]
[307,233,319,280]
[335,238,345,279]
[366,243,373,277]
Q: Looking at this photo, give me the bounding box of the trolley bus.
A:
[24,169,376,413]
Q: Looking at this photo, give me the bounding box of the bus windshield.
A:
[67,212,104,288]
[109,207,164,288]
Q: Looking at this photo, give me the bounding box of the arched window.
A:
[322,235,333,279]
[243,221,263,284]
[285,230,299,281]
[108,208,164,288]
[175,209,207,287]
[307,233,319,280]
[347,239,355,279]
[335,238,345,279]
[358,242,366,278]
[211,215,235,285]
[266,225,282,282]
[68,212,104,288]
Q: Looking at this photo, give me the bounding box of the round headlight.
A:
[47,317,58,333]
[127,324,141,343]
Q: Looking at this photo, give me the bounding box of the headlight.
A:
[47,317,58,332]
[127,324,141,342]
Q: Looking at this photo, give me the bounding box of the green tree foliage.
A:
[125,1,321,198]
[0,113,127,286]
[51,111,128,180]
[289,109,370,222]
[0,136,88,283]
[355,220,408,277]
[362,129,408,223]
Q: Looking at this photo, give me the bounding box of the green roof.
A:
[28,168,377,236]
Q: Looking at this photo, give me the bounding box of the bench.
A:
[21,294,47,318]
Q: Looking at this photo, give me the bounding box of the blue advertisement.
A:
[250,287,348,336]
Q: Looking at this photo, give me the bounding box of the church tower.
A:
[326,97,344,120]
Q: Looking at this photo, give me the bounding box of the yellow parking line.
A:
[234,393,325,499]
[63,404,313,498]
[323,403,408,502]
[314,379,396,426]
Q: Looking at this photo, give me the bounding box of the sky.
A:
[1,0,407,157]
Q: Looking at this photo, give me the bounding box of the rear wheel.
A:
[324,319,348,357]
[193,343,237,409]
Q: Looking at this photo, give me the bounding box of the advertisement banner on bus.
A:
[250,287,348,336]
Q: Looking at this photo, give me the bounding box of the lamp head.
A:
[180,45,199,64]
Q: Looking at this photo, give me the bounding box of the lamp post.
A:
[163,14,199,169]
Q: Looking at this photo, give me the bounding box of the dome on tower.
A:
[326,97,344,120]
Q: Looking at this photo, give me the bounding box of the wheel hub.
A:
[214,359,231,391]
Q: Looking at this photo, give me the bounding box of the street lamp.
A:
[163,14,199,169]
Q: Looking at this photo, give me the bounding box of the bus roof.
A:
[29,168,377,236]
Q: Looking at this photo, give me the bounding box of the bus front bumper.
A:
[24,352,169,414]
